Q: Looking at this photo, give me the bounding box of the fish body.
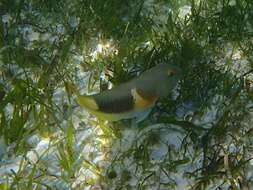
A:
[76,64,181,121]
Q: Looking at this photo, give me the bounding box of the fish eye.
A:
[168,69,175,76]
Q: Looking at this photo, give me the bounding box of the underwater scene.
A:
[0,0,253,189]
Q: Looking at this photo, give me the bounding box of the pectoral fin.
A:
[131,88,158,110]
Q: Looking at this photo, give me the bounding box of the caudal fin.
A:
[76,95,99,111]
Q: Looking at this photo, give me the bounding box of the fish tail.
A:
[76,95,99,111]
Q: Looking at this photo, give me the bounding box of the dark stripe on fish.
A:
[93,93,134,113]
